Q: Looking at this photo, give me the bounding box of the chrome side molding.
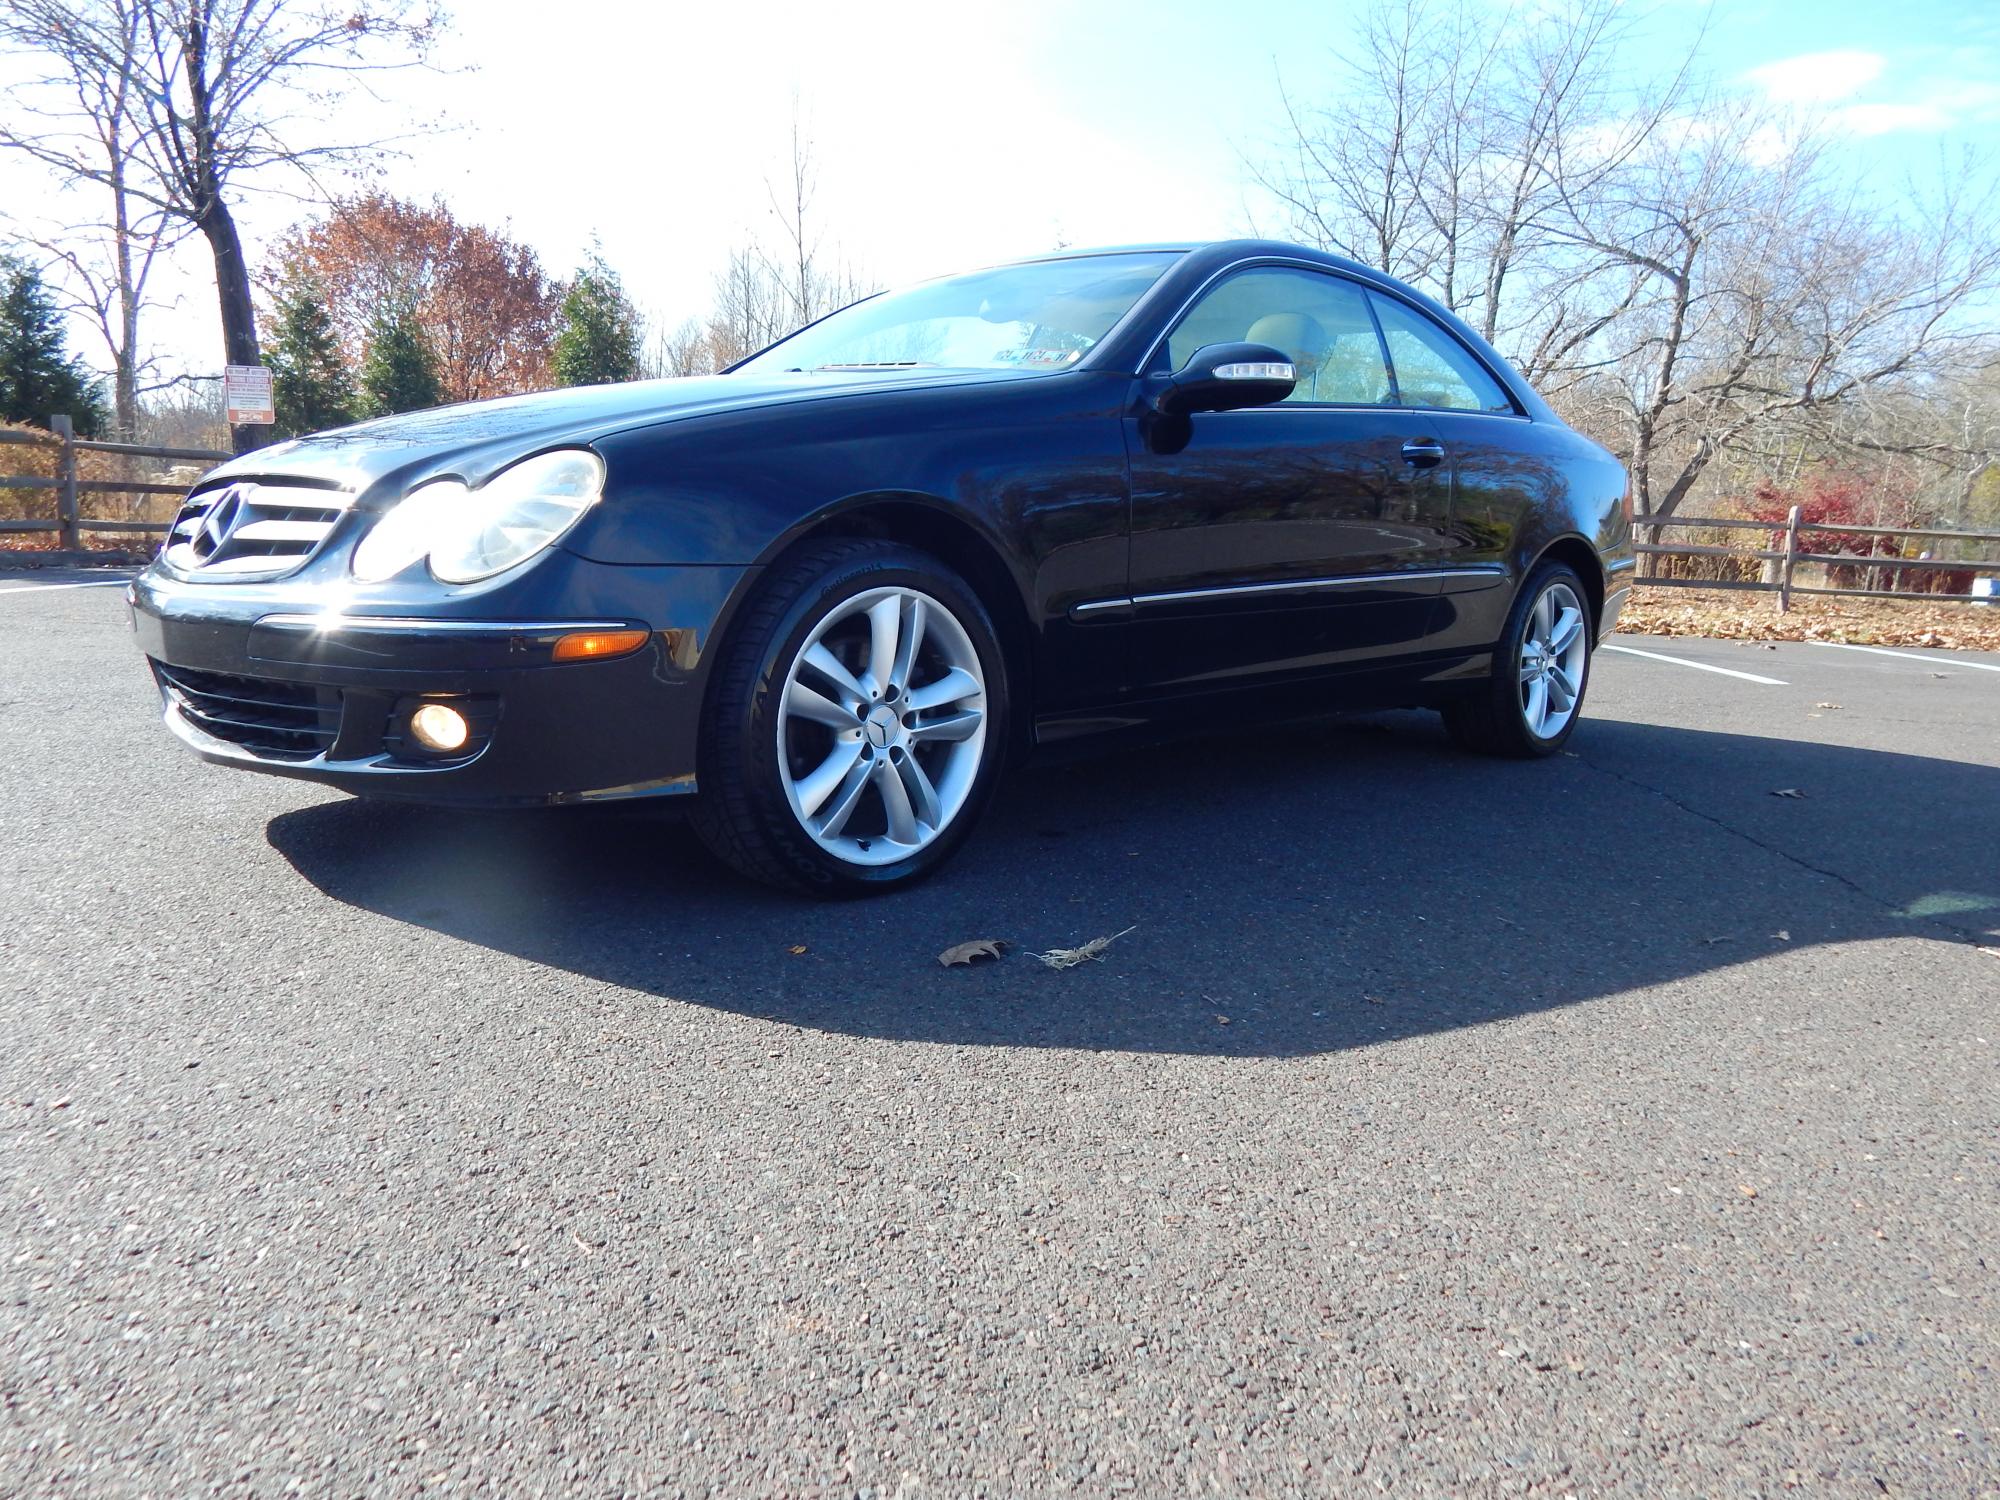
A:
[1069,565,1507,620]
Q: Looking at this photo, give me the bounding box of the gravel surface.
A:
[2,579,1995,1497]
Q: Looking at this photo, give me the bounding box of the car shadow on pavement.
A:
[265,714,2000,1057]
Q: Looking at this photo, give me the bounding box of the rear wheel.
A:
[1441,561,1593,757]
[690,540,1008,894]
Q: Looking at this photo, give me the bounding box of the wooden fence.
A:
[0,417,226,552]
[1636,510,2000,611]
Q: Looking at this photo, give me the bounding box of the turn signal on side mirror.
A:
[1214,361,1296,382]
[552,628,651,662]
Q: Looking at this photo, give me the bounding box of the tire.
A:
[1441,560,1593,758]
[689,539,1010,895]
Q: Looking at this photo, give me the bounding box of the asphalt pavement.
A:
[2,572,1995,1496]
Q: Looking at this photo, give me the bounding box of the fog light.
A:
[552,628,650,662]
[409,702,470,752]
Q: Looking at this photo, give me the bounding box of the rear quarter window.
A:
[1370,294,1516,414]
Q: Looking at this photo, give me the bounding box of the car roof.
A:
[1012,239,1378,279]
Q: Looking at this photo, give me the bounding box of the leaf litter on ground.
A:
[1027,926,1136,970]
[1617,586,2000,652]
[938,927,1138,971]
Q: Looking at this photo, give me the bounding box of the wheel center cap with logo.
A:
[864,705,898,748]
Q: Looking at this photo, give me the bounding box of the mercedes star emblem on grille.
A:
[195,487,245,558]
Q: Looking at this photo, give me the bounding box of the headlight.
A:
[352,449,605,584]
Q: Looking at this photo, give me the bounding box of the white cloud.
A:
[1835,102,1952,136]
[1743,47,2000,138]
[1746,50,1884,105]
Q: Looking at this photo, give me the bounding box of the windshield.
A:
[734,252,1181,376]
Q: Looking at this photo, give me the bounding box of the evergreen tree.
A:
[266,277,356,437]
[359,298,442,417]
[551,252,642,387]
[0,255,106,435]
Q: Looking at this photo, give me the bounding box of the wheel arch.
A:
[1526,534,1606,633]
[712,494,1039,763]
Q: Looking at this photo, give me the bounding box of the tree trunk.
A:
[199,202,271,455]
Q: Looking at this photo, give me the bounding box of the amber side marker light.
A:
[552,628,651,663]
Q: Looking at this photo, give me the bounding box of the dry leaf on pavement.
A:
[938,938,1007,967]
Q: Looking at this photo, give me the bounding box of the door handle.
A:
[1401,438,1446,468]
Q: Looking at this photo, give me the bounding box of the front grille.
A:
[153,662,338,761]
[161,480,354,581]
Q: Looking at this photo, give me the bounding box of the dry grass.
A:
[1,422,196,554]
[1029,927,1136,970]
[1619,585,2000,651]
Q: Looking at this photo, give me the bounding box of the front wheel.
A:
[689,540,1008,894]
[1441,561,1593,757]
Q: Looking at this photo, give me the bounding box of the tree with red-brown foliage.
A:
[1745,473,1907,556]
[270,193,561,406]
[1743,470,1957,591]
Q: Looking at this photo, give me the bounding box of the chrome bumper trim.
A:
[254,613,634,636]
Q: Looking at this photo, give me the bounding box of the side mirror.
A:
[1153,341,1296,416]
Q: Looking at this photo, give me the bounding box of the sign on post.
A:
[224,364,275,426]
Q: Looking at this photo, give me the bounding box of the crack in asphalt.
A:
[1567,749,1990,942]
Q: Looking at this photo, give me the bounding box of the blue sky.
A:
[4,0,1998,378]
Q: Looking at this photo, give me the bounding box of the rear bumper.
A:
[1600,555,1637,640]
[129,556,749,807]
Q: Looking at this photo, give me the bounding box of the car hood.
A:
[199,368,1032,500]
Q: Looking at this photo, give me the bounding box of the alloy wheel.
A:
[1517,579,1588,740]
[775,586,989,867]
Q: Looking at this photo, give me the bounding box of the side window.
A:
[1165,267,1393,406]
[1368,294,1514,413]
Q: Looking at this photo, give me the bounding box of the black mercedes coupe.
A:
[132,240,1634,893]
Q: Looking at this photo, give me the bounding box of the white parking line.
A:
[0,579,132,597]
[1811,640,2000,674]
[1601,643,1788,685]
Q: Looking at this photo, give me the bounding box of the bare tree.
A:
[0,0,182,436]
[642,314,715,379]
[704,246,794,370]
[0,0,442,451]
[681,111,878,372]
[756,99,870,334]
[1258,0,2000,528]
[1568,105,2000,519]
[1260,0,1694,360]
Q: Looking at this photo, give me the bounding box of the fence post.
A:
[1778,503,1800,614]
[51,414,78,553]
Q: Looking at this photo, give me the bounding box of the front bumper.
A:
[130,554,750,807]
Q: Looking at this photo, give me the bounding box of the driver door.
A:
[1122,265,1453,696]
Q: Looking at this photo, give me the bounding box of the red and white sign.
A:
[224,364,274,426]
